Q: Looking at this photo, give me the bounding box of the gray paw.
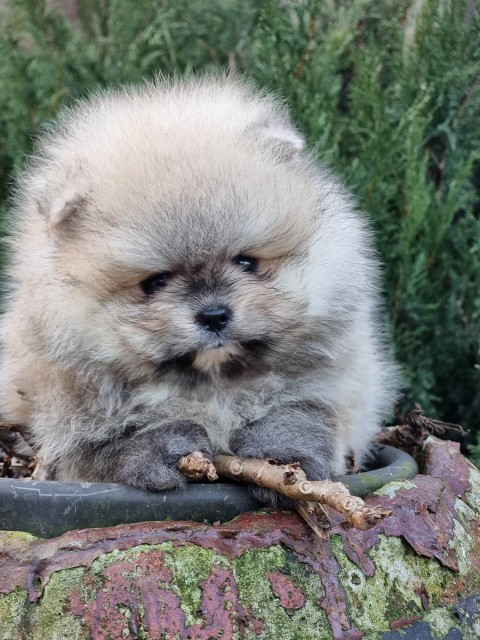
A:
[107,421,213,491]
[230,422,333,508]
[113,434,187,491]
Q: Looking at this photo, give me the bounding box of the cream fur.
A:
[0,76,398,490]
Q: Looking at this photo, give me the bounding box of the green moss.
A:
[464,463,480,515]
[233,545,330,640]
[422,607,463,639]
[422,604,480,640]
[0,530,38,543]
[73,541,331,637]
[85,542,171,584]
[78,542,229,635]
[28,568,88,640]
[331,534,461,638]
[445,500,480,598]
[0,589,29,640]
[449,500,480,583]
[0,569,89,640]
[163,543,225,626]
[0,530,39,558]
[373,480,417,499]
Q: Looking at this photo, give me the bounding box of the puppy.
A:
[0,77,397,505]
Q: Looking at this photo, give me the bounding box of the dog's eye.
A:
[140,272,171,295]
[233,255,258,274]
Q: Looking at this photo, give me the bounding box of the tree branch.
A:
[203,454,392,531]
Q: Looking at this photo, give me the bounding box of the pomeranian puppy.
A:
[0,77,397,504]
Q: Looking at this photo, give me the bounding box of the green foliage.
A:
[1,0,479,439]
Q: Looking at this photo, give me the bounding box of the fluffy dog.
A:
[0,77,397,504]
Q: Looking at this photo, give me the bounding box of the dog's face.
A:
[50,148,319,383]
[25,80,356,384]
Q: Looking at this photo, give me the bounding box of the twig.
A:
[376,404,466,449]
[296,499,333,539]
[178,451,218,481]
[212,454,391,530]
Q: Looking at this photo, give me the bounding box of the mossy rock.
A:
[1,438,480,639]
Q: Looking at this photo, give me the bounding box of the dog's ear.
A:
[259,120,305,154]
[35,164,87,226]
[38,186,84,226]
[252,115,306,163]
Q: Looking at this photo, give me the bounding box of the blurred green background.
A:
[1,0,479,458]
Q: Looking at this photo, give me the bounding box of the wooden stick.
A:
[178,452,391,531]
[211,454,391,530]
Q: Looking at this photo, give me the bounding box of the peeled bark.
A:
[1,437,480,638]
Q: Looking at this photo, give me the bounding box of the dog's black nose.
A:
[196,306,232,332]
